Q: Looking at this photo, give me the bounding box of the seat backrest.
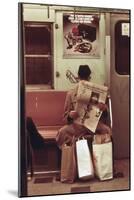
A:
[26,90,67,126]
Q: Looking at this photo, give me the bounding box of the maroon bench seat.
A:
[38,126,62,140]
[26,90,67,140]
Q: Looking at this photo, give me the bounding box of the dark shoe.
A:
[55,175,61,181]
[114,172,124,178]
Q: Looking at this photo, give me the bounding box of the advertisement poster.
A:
[63,13,100,57]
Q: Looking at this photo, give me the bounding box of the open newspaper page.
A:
[75,81,108,133]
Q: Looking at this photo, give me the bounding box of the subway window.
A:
[115,21,130,75]
[24,22,53,88]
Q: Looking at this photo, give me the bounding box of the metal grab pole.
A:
[108,95,113,129]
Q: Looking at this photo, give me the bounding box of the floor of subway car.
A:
[27,159,130,196]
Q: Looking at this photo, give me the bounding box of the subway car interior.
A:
[19,2,130,197]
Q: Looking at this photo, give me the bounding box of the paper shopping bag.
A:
[60,143,77,183]
[76,139,94,180]
[93,142,113,181]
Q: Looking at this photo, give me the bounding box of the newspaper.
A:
[75,81,108,133]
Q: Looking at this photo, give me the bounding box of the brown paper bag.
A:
[60,142,77,183]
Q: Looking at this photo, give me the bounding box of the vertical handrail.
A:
[108,95,113,129]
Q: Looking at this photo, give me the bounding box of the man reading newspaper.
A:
[75,80,108,133]
[56,65,111,149]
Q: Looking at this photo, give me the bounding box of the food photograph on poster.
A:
[18,2,130,197]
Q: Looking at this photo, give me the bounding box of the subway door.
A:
[110,13,130,159]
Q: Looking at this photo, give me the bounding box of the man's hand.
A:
[69,110,79,119]
[97,103,108,111]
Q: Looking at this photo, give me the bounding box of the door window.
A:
[115,20,130,75]
[24,22,53,88]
